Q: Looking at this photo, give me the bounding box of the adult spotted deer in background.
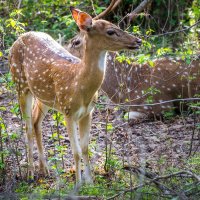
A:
[67,34,200,120]
[9,7,141,186]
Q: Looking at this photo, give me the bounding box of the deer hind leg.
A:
[79,113,93,184]
[19,91,34,179]
[65,117,82,187]
[32,100,49,176]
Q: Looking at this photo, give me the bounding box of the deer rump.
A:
[66,36,200,119]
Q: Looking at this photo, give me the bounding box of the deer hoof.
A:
[39,161,49,176]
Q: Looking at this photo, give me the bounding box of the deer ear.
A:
[70,6,92,31]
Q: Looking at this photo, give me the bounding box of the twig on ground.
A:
[106,169,200,200]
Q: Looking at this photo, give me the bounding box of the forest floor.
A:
[0,81,200,199]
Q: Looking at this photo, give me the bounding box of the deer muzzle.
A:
[127,38,142,50]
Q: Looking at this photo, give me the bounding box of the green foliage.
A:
[136,54,150,64]
[187,153,200,172]
[106,122,114,132]
[132,25,141,34]
[156,47,172,56]
[116,54,132,64]
[142,86,161,104]
[162,109,176,120]
[10,103,20,116]
[123,112,129,121]
[52,111,66,126]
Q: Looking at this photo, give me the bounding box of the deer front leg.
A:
[65,117,82,187]
[32,100,49,176]
[79,113,93,184]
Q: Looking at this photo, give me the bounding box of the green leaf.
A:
[0,106,6,111]
[10,132,19,141]
[10,19,16,27]
[148,60,155,67]
[106,123,114,132]
[123,113,129,121]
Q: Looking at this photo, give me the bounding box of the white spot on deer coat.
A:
[108,55,112,60]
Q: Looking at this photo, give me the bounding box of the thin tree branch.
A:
[128,0,153,22]
[148,20,200,38]
[112,0,122,10]
[94,98,200,108]
[17,0,22,9]
[92,0,122,20]
[93,0,116,20]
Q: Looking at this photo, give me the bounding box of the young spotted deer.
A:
[9,7,141,186]
[67,35,200,119]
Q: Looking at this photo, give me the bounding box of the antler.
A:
[93,0,122,20]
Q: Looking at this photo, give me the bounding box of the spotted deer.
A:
[9,7,142,186]
[66,34,200,119]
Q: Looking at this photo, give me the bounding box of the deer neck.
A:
[83,37,107,74]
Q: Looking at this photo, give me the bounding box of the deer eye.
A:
[73,40,81,47]
[107,30,116,36]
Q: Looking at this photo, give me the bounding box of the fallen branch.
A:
[124,167,200,183]
[123,166,173,195]
[107,170,200,200]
